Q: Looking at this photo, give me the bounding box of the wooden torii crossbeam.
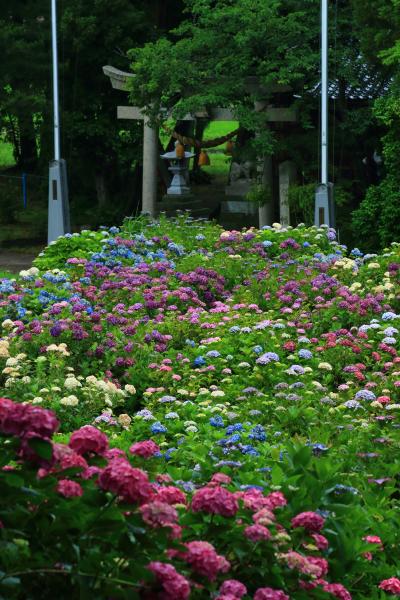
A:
[103,65,297,219]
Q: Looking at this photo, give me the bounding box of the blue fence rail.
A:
[0,172,47,209]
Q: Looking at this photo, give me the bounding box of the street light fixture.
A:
[48,0,70,243]
[314,0,335,227]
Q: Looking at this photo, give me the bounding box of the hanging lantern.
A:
[198,150,210,166]
[225,140,234,155]
[175,141,185,159]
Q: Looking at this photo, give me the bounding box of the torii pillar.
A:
[103,66,158,217]
[142,116,158,216]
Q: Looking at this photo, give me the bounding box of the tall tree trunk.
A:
[95,172,107,207]
[17,113,37,169]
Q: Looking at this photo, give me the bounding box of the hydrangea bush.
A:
[0,214,400,599]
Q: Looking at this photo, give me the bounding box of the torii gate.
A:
[103,66,298,226]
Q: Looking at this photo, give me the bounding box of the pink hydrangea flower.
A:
[311,533,329,550]
[148,562,190,600]
[238,489,267,511]
[130,439,160,458]
[156,486,187,505]
[0,398,59,438]
[291,511,325,532]
[183,541,230,581]
[281,551,322,577]
[56,479,83,498]
[69,425,108,456]
[264,491,287,510]
[379,578,400,595]
[191,485,238,517]
[254,587,290,600]
[81,466,102,480]
[98,458,153,504]
[103,448,126,460]
[306,556,329,577]
[244,524,272,542]
[209,472,232,485]
[363,535,383,545]
[219,579,247,598]
[140,501,178,528]
[53,444,88,472]
[323,582,352,599]
[253,507,276,526]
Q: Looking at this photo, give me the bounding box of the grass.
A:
[0,138,16,169]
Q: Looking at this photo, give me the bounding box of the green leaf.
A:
[3,473,24,488]
[27,438,53,461]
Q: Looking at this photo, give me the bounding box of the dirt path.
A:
[0,251,37,273]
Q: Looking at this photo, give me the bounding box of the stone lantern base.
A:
[156,194,209,219]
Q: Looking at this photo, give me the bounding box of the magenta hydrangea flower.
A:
[323,582,352,599]
[182,541,230,581]
[379,578,400,595]
[244,524,272,542]
[291,511,325,532]
[147,561,190,600]
[156,486,187,505]
[191,485,238,517]
[139,501,178,528]
[98,457,153,504]
[0,397,59,438]
[254,587,290,600]
[56,479,83,498]
[69,425,109,456]
[129,439,160,458]
[219,579,247,598]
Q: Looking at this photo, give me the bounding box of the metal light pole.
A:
[48,0,70,243]
[314,0,335,227]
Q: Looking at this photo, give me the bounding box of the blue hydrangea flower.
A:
[256,352,280,365]
[332,484,359,495]
[150,421,168,434]
[164,447,177,461]
[206,350,220,358]
[193,356,206,367]
[136,409,155,420]
[159,395,176,403]
[343,400,361,409]
[239,444,260,456]
[354,390,376,401]
[298,349,313,359]
[209,415,224,428]
[262,240,273,248]
[382,312,398,321]
[253,345,263,354]
[226,423,244,434]
[310,443,329,455]
[165,412,179,419]
[248,425,266,442]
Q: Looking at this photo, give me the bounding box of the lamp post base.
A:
[48,159,70,244]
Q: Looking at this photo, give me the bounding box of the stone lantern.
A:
[161,141,195,196]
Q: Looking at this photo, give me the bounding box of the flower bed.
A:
[0,215,399,599]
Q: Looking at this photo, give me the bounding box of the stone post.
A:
[279,160,296,226]
[142,117,158,216]
[258,155,273,228]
